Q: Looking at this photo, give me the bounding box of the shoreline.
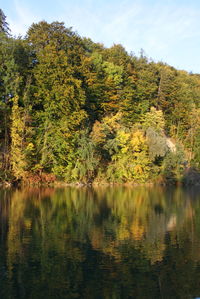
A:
[1,178,200,188]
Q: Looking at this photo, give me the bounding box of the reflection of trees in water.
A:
[1,186,200,298]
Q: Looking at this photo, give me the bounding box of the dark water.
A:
[0,186,200,299]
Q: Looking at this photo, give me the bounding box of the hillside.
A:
[0,10,200,185]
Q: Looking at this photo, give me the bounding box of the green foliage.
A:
[191,127,200,167]
[0,16,200,184]
[146,128,168,161]
[0,9,10,34]
[70,131,100,183]
[162,146,185,183]
[142,107,165,134]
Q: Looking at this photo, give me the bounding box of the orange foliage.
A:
[24,172,56,185]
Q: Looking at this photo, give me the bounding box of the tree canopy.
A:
[0,9,200,185]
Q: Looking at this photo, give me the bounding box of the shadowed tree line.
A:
[0,9,200,184]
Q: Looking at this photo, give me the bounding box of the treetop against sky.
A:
[2,0,200,73]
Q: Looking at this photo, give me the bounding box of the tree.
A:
[0,9,10,34]
[32,40,86,175]
[10,96,27,179]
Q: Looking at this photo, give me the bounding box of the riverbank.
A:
[1,167,200,188]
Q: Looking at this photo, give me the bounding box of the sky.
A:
[1,0,200,73]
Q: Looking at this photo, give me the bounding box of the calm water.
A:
[0,186,200,299]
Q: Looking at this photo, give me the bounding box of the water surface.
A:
[0,186,200,299]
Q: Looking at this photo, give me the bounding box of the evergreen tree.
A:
[0,9,10,34]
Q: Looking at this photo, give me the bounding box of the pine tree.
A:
[0,9,10,34]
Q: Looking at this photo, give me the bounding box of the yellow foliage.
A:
[134,165,143,174]
[130,130,147,152]
[90,121,106,144]
[103,112,122,132]
[116,130,130,153]
[10,96,27,179]
[142,107,165,133]
[26,143,34,151]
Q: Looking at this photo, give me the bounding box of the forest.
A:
[0,8,200,185]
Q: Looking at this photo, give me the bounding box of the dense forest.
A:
[0,9,200,185]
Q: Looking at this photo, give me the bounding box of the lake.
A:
[0,186,200,299]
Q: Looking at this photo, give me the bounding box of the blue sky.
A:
[2,0,200,73]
